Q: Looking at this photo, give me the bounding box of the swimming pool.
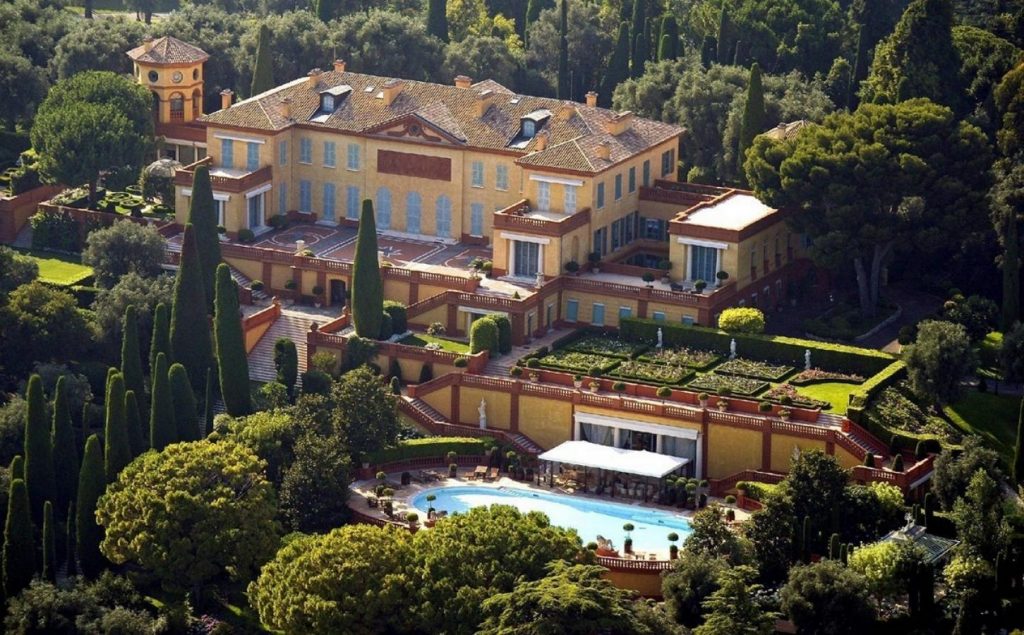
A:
[409,485,691,553]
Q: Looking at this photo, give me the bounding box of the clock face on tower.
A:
[172,71,183,83]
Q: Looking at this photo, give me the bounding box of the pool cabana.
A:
[538,440,689,502]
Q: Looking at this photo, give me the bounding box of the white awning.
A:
[538,440,689,479]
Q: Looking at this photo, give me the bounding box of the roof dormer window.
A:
[321,94,335,112]
[522,120,536,138]
[310,85,352,123]
[508,109,552,149]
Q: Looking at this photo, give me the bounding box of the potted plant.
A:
[735,481,749,498]
[668,532,680,560]
[623,523,634,554]
[698,392,709,408]
[717,398,729,411]
[529,371,540,382]
[425,494,437,518]
[588,365,603,378]
[482,260,493,278]
[612,381,626,398]
[449,462,459,478]
[779,408,792,421]
[656,386,672,401]
[725,508,736,522]
[588,381,599,393]
[694,279,707,294]
[716,270,729,287]
[642,271,655,288]
[758,401,772,414]
[526,358,541,369]
[312,284,324,308]
[573,374,583,389]
[284,279,298,304]
[217,225,228,242]
[406,511,419,529]
[250,280,264,292]
[565,260,580,275]
[509,366,523,379]
[588,251,601,273]
[658,259,672,282]
[724,495,736,505]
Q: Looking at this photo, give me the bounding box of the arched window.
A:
[435,195,452,237]
[406,191,421,234]
[192,89,202,119]
[169,92,185,121]
[376,187,392,229]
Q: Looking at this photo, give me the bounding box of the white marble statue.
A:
[805,349,812,371]
[656,328,663,349]
[729,338,737,359]
[478,399,487,429]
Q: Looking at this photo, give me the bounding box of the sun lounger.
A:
[474,465,488,480]
[486,467,500,481]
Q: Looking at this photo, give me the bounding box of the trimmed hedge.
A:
[69,285,99,308]
[383,300,408,334]
[492,314,512,354]
[368,437,496,465]
[620,318,895,377]
[469,317,499,355]
[847,361,907,409]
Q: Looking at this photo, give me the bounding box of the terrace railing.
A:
[172,157,273,194]
[493,199,592,237]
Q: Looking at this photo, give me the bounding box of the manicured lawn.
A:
[794,382,858,415]
[399,333,471,354]
[19,249,94,286]
[944,391,1021,464]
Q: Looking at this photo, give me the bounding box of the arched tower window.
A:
[192,89,202,119]
[169,92,185,121]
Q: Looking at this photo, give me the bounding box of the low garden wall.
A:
[0,184,64,242]
[242,301,280,353]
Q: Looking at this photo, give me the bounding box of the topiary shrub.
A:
[383,300,408,334]
[453,356,468,368]
[526,358,540,369]
[379,312,394,340]
[419,363,433,384]
[390,376,401,394]
[237,228,255,243]
[300,369,332,396]
[250,280,264,291]
[469,317,499,355]
[656,386,672,398]
[718,307,766,334]
[724,495,736,504]
[491,314,512,354]
[509,366,523,378]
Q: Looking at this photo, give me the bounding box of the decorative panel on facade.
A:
[377,149,452,182]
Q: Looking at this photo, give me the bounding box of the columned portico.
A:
[573,411,701,478]
[501,231,549,280]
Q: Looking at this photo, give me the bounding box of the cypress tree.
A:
[923,491,936,527]
[1002,208,1020,330]
[700,35,716,68]
[251,24,275,97]
[715,7,730,65]
[3,479,34,597]
[170,224,213,391]
[849,24,869,109]
[427,0,449,43]
[65,501,76,577]
[629,0,647,77]
[24,374,55,525]
[188,167,222,315]
[149,302,170,378]
[657,15,679,61]
[215,264,251,416]
[103,372,130,484]
[351,200,383,339]
[169,364,199,442]
[1013,396,1024,486]
[273,338,299,396]
[203,368,214,437]
[736,63,766,185]
[41,500,54,582]
[76,435,104,579]
[556,0,570,99]
[120,305,145,421]
[150,353,176,451]
[828,533,840,559]
[800,515,811,563]
[9,455,22,481]
[124,391,145,458]
[601,22,631,107]
[51,377,79,519]
[525,0,554,47]
[314,0,337,22]
[863,452,875,467]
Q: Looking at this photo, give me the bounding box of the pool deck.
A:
[349,469,750,561]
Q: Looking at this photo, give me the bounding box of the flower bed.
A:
[762,384,828,410]
[608,361,694,385]
[565,336,646,359]
[714,358,794,382]
[638,347,720,369]
[789,368,865,385]
[537,350,620,373]
[686,373,768,396]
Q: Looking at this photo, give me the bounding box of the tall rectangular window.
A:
[278,183,287,215]
[513,240,540,277]
[614,174,622,200]
[471,161,484,187]
[221,139,233,169]
[591,303,605,327]
[566,299,579,322]
[299,137,312,164]
[537,181,550,211]
[564,185,576,213]
[495,164,509,190]
[246,142,259,171]
[611,218,622,251]
[347,143,360,170]
[628,166,636,193]
[593,227,607,257]
[322,182,336,220]
[661,149,675,176]
[652,311,666,321]
[470,202,484,236]
[278,140,287,166]
[323,141,336,168]
[596,182,605,209]
[299,179,311,213]
[642,160,650,187]
[346,185,360,220]
[690,245,718,283]
[619,306,632,320]
[406,192,422,234]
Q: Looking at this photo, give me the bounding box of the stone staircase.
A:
[402,396,543,456]
[247,309,332,385]
[226,263,269,302]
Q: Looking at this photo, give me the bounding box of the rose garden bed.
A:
[608,361,695,385]
[637,347,720,369]
[564,336,647,359]
[536,350,620,374]
[714,358,795,382]
[685,373,769,396]
[789,368,865,385]
[762,384,829,410]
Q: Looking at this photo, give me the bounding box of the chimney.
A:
[454,75,472,89]
[333,59,346,73]
[279,97,292,120]
[595,141,611,161]
[534,130,549,151]
[604,111,634,136]
[585,91,598,107]
[220,89,233,110]
[474,89,494,117]
[381,78,404,107]
[307,68,322,89]
[556,102,575,122]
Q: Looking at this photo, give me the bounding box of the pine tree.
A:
[1013,396,1024,486]
[150,353,176,451]
[124,391,145,458]
[351,200,383,339]
[168,364,199,442]
[314,0,337,22]
[657,15,679,61]
[251,24,275,97]
[736,63,766,185]
[76,435,104,579]
[716,7,731,65]
[170,224,213,391]
[203,368,214,437]
[700,35,717,68]
[24,374,55,525]
[41,500,54,582]
[188,167,222,314]
[630,0,647,77]
[427,0,449,43]
[556,0,570,99]
[51,376,79,519]
[3,479,34,597]
[103,372,131,484]
[601,22,631,107]
[120,304,145,423]
[149,302,170,378]
[215,264,251,416]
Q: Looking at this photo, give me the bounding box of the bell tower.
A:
[127,36,209,125]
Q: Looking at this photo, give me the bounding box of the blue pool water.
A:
[410,486,691,552]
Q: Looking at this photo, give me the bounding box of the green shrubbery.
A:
[383,300,408,334]
[368,437,495,465]
[30,210,80,252]
[718,307,766,333]
[469,317,499,355]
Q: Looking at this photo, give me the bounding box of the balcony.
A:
[173,156,273,194]
[493,199,591,237]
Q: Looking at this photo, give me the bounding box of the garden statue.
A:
[294,239,306,255]
[535,271,544,288]
[805,349,811,370]
[478,399,487,429]
[656,328,663,349]
[729,339,737,359]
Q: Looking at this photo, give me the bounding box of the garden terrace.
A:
[172,156,273,194]
[713,358,795,382]
[607,361,694,385]
[493,199,592,237]
[638,347,720,369]
[686,373,769,397]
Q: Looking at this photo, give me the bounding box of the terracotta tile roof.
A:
[202,70,683,174]
[127,36,209,65]
[761,120,808,141]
